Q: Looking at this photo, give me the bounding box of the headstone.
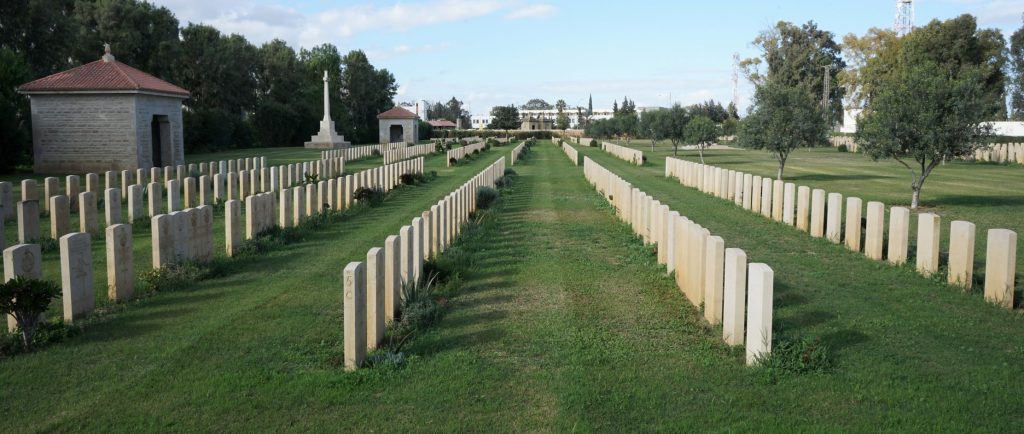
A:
[759,178,772,218]
[65,175,80,212]
[293,186,305,226]
[106,224,133,301]
[366,247,385,350]
[49,195,70,239]
[343,261,367,371]
[60,232,94,322]
[796,186,810,231]
[120,170,131,199]
[983,229,1017,309]
[399,225,413,285]
[85,173,99,194]
[947,221,976,289]
[104,171,117,192]
[21,179,38,202]
[43,177,59,211]
[722,248,747,346]
[147,182,162,217]
[810,189,826,238]
[771,179,784,221]
[17,200,40,243]
[0,182,13,220]
[703,236,725,325]
[226,200,241,257]
[128,184,144,222]
[411,217,424,283]
[421,211,433,261]
[279,188,293,228]
[227,172,238,201]
[4,243,42,332]
[825,193,843,243]
[886,206,910,264]
[742,174,753,210]
[915,213,941,276]
[745,263,774,366]
[782,183,795,225]
[169,211,189,262]
[184,177,197,208]
[864,201,885,260]
[105,188,121,226]
[384,235,401,321]
[845,197,863,252]
[214,173,225,202]
[149,214,172,268]
[166,180,181,212]
[199,175,211,206]
[78,191,98,235]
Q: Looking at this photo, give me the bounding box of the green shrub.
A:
[476,186,499,210]
[371,149,382,157]
[448,157,458,166]
[589,139,598,147]
[753,336,832,382]
[353,187,384,206]
[140,263,204,294]
[837,144,848,152]
[0,276,60,349]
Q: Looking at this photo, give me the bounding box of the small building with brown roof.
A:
[377,106,419,144]
[18,45,189,173]
[427,119,457,130]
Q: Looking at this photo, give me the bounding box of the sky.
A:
[151,0,1024,115]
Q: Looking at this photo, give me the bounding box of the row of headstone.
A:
[600,141,644,165]
[151,206,215,269]
[972,143,1024,164]
[3,220,136,331]
[583,156,774,365]
[510,142,528,166]
[828,136,858,152]
[446,141,489,167]
[561,143,580,166]
[223,157,427,257]
[343,156,507,370]
[665,157,1019,309]
[321,143,404,161]
[383,143,435,164]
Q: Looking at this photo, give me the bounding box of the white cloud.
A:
[506,4,556,20]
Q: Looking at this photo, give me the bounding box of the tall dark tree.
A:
[522,98,552,110]
[299,43,344,129]
[427,96,470,127]
[0,48,33,171]
[71,0,181,81]
[252,39,312,147]
[1012,17,1024,120]
[555,99,569,130]
[0,0,77,77]
[338,50,397,143]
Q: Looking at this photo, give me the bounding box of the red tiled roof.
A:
[428,119,457,128]
[19,58,189,97]
[377,106,418,119]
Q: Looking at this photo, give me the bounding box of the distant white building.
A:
[840,108,1024,137]
[471,107,615,130]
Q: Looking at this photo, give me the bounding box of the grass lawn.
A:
[606,139,1023,287]
[1,142,1022,431]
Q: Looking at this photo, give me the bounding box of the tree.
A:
[0,276,60,349]
[856,61,991,208]
[0,48,33,172]
[427,97,470,127]
[252,39,312,148]
[576,107,585,129]
[338,50,397,143]
[688,100,728,123]
[639,109,665,151]
[726,102,740,120]
[0,0,77,78]
[664,105,690,156]
[1007,16,1023,120]
[555,99,569,130]
[684,116,717,163]
[71,0,181,81]
[838,27,899,110]
[488,105,520,136]
[522,98,552,110]
[738,80,828,180]
[740,20,846,124]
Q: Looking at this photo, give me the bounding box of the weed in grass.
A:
[37,237,58,253]
[753,336,833,383]
[0,320,80,358]
[476,186,499,210]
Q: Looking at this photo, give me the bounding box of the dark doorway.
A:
[389,124,404,143]
[151,115,170,167]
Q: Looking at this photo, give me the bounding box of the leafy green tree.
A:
[0,276,60,349]
[689,100,729,123]
[0,48,33,172]
[253,39,312,147]
[664,105,690,156]
[427,97,470,127]
[0,0,77,77]
[522,98,552,110]
[338,50,397,143]
[576,107,585,129]
[857,62,991,208]
[488,105,520,136]
[639,109,664,150]
[71,0,181,81]
[1008,17,1024,120]
[739,81,828,180]
[555,99,569,130]
[300,43,344,129]
[741,20,846,124]
[684,116,717,163]
[726,101,740,120]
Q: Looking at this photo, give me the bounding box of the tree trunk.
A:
[697,145,705,164]
[911,187,920,209]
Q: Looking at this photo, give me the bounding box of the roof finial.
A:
[102,43,115,62]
